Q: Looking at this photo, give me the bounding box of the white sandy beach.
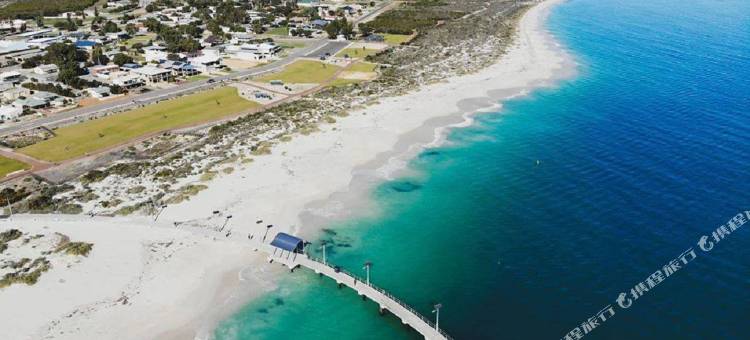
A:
[0,1,572,339]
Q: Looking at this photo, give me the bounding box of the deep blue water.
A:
[216,0,750,339]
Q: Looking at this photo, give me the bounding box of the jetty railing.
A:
[306,256,454,340]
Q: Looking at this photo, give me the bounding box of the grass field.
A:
[257,60,341,84]
[122,34,156,47]
[335,47,381,59]
[0,156,29,177]
[266,26,289,36]
[330,62,379,87]
[20,88,260,162]
[383,33,415,45]
[348,62,378,73]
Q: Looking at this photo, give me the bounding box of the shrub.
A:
[56,241,93,256]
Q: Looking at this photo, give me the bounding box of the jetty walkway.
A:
[261,243,452,340]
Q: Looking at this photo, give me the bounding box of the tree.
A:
[35,15,44,28]
[91,46,109,65]
[125,23,137,36]
[112,53,134,66]
[102,21,119,33]
[252,21,264,34]
[359,23,373,36]
[324,18,354,40]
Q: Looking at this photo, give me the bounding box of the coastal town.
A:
[0,0,550,339]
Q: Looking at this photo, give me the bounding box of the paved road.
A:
[0,39,337,137]
[304,41,351,59]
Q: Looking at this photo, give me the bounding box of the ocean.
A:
[214,0,750,339]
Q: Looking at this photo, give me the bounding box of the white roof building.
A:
[226,43,281,61]
[131,65,172,83]
[143,45,168,63]
[0,105,22,121]
[33,64,59,75]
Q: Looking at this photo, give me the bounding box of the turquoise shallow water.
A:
[216,0,750,339]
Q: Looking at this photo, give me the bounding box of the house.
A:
[27,36,65,49]
[0,41,31,57]
[87,86,112,99]
[162,61,199,76]
[311,19,329,29]
[89,64,121,77]
[111,73,144,88]
[11,29,54,41]
[202,35,223,47]
[106,32,130,41]
[189,54,222,73]
[0,105,23,121]
[0,20,27,32]
[230,33,256,45]
[33,64,59,76]
[296,0,321,7]
[0,71,21,83]
[131,66,172,84]
[74,40,97,51]
[227,43,281,61]
[29,91,59,104]
[1,87,26,101]
[13,98,48,110]
[143,45,168,63]
[120,63,142,70]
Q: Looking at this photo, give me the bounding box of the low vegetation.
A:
[0,0,97,19]
[257,60,340,84]
[0,257,50,288]
[0,156,29,177]
[335,47,380,59]
[20,87,260,162]
[56,241,94,256]
[358,3,464,35]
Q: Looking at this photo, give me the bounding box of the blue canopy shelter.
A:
[270,232,304,254]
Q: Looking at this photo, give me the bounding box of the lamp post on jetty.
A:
[320,240,328,265]
[303,241,312,256]
[220,215,233,232]
[432,303,442,331]
[263,224,273,242]
[363,261,372,286]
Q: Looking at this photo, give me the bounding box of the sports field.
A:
[0,156,29,177]
[20,87,260,162]
[257,60,341,84]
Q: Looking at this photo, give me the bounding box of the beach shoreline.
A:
[0,1,574,339]
[181,0,575,337]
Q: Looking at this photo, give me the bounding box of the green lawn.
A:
[335,47,381,59]
[267,26,289,36]
[383,33,415,45]
[257,60,341,84]
[20,87,260,162]
[348,62,378,73]
[329,62,379,87]
[0,156,29,177]
[122,34,156,47]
